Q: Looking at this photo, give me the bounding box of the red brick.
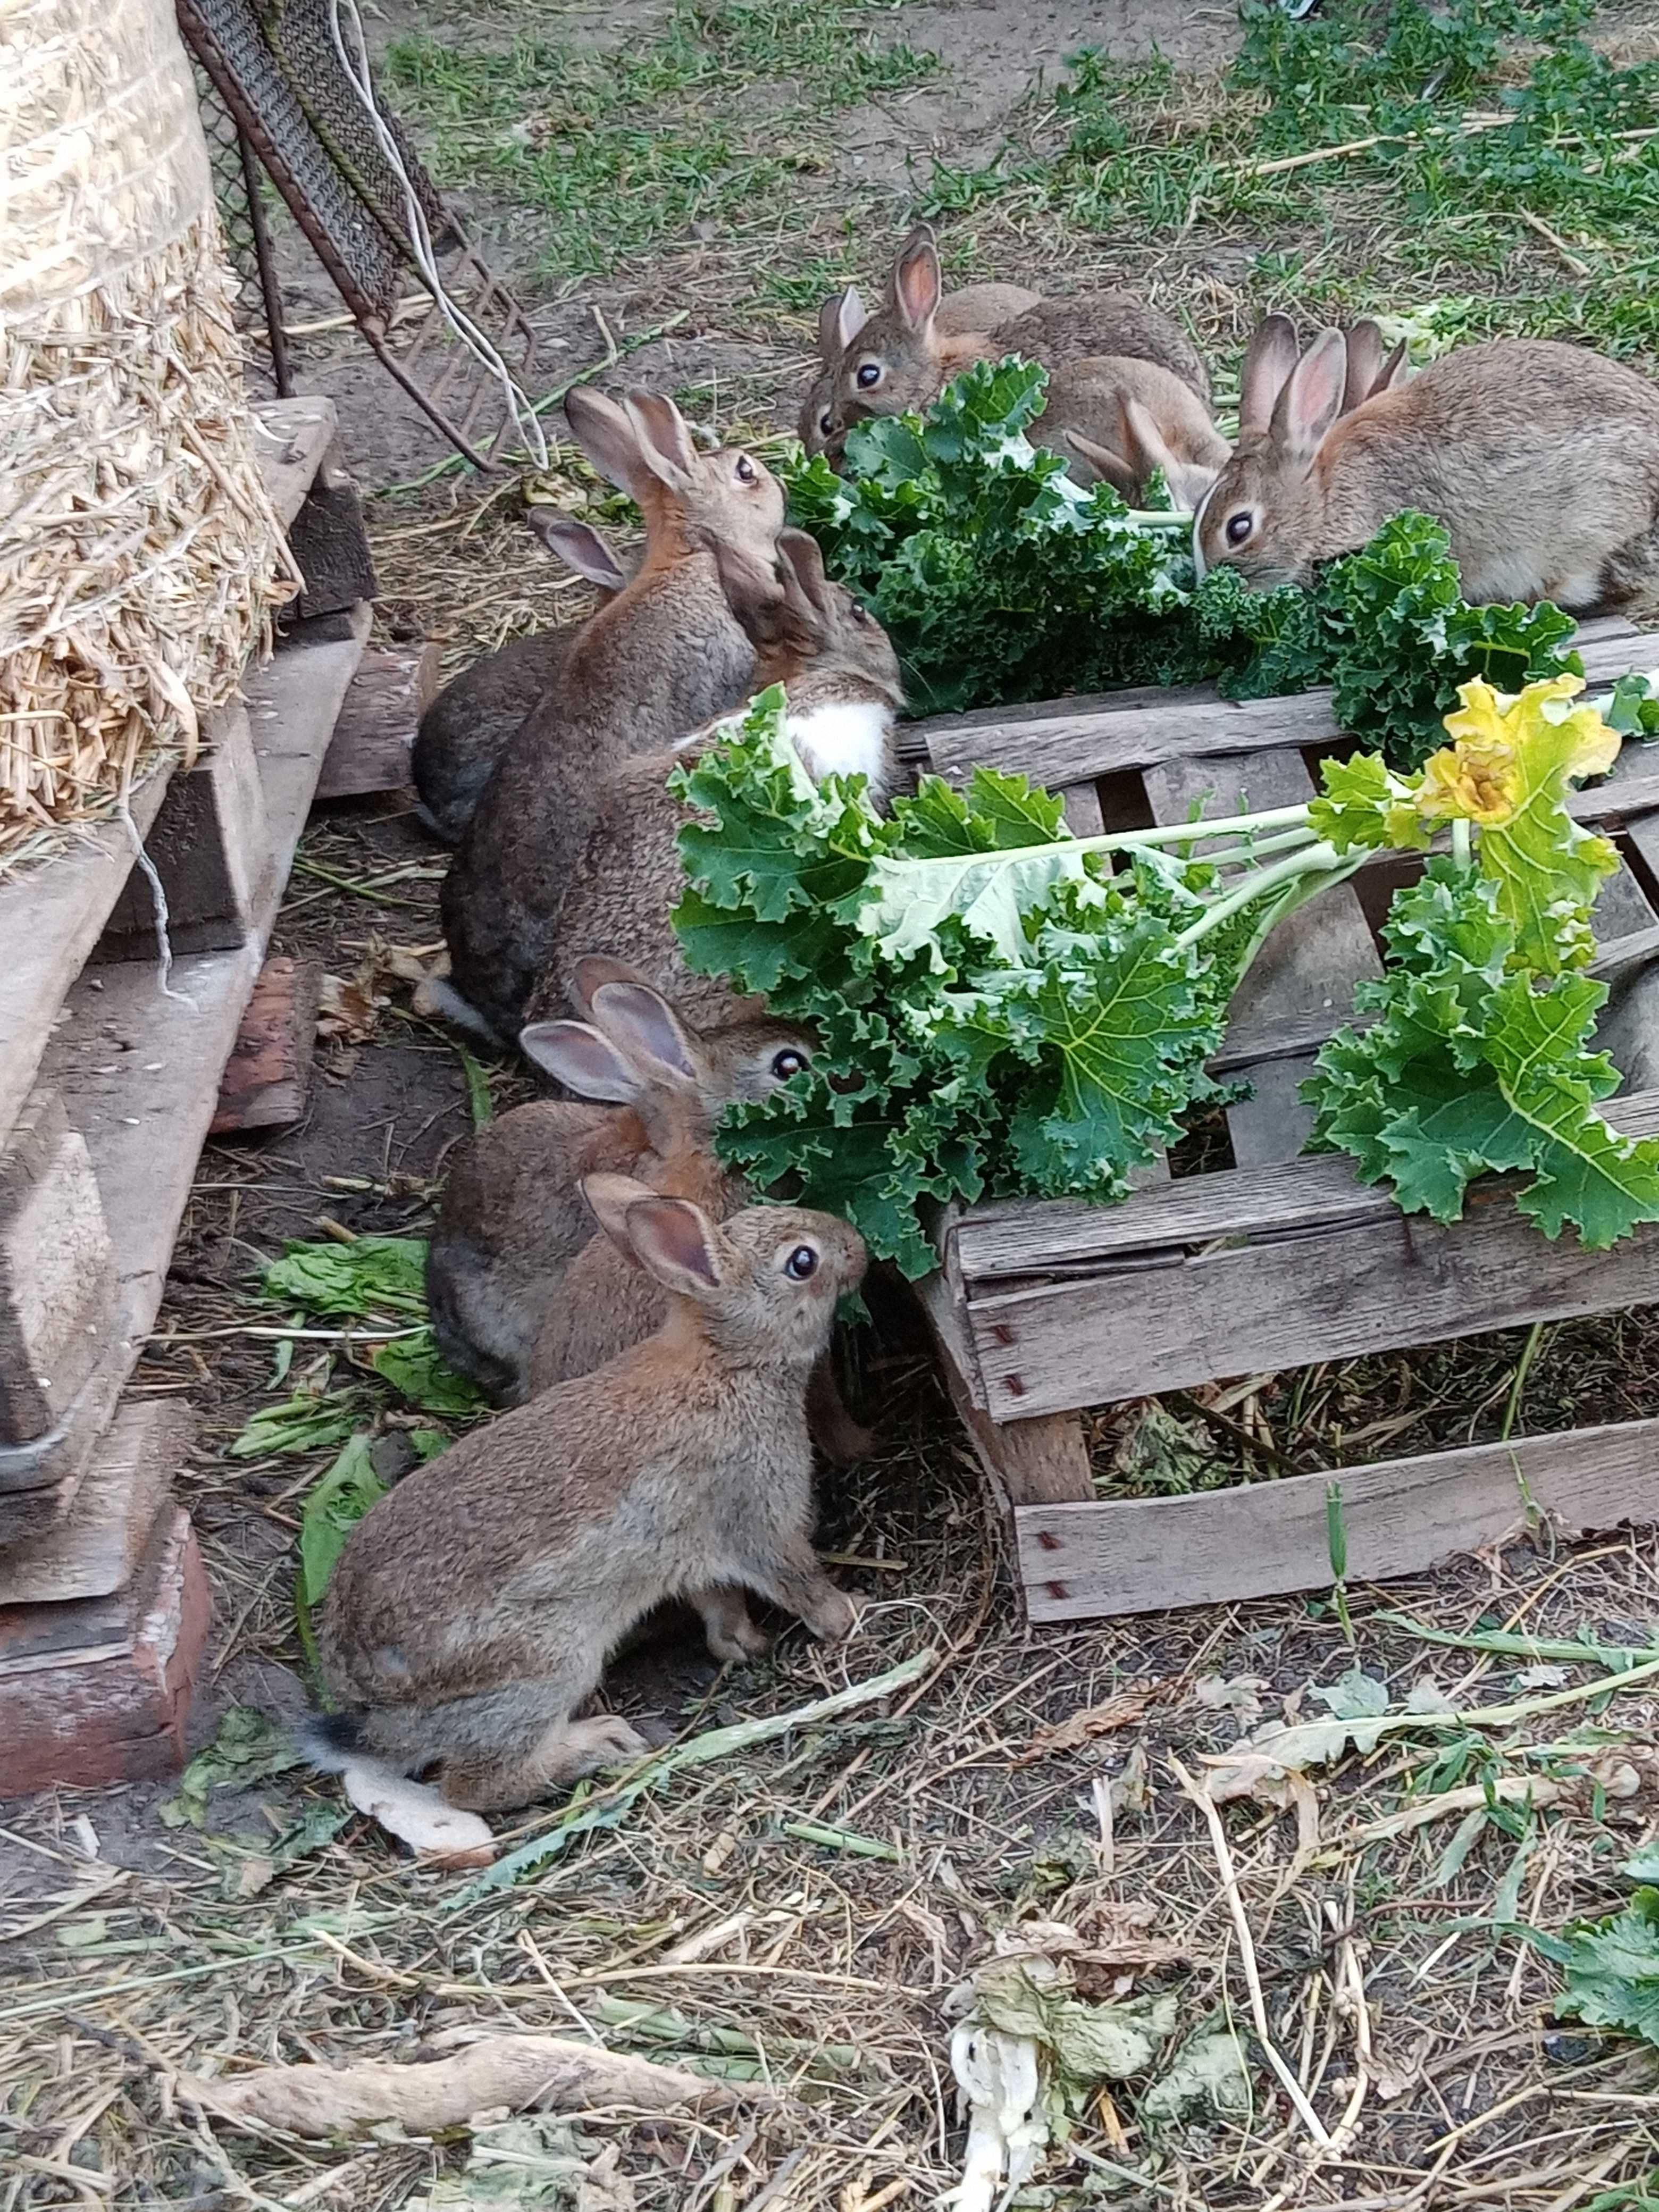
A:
[0,1505,212,1795]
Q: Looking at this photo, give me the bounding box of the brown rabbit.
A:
[412,514,633,847]
[307,1185,866,1811]
[1340,319,1412,416]
[428,962,814,1404]
[524,527,905,1040]
[1194,326,1659,608]
[818,225,1209,460]
[1047,358,1231,509]
[798,274,1041,454]
[438,389,786,1043]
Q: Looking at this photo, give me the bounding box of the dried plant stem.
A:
[1170,1756,1333,2146]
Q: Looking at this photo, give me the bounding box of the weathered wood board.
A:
[908,609,1659,1618]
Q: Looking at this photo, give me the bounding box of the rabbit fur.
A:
[811,224,1209,462]
[1195,324,1659,609]
[428,959,814,1405]
[524,527,905,1039]
[439,388,786,1043]
[309,1185,866,1811]
[798,274,1041,452]
[412,514,631,847]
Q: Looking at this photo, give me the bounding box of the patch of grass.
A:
[940,0,1659,365]
[384,0,937,279]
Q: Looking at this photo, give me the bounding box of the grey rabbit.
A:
[428,958,814,1405]
[308,1183,867,1812]
[438,388,786,1043]
[412,513,632,846]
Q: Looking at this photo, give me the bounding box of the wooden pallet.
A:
[904,613,1659,1622]
[0,396,376,1790]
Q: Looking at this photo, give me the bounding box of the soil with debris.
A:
[7,4,1659,2208]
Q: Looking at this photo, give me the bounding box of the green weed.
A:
[385,0,937,278]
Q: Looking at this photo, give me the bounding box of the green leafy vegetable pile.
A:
[673,678,1659,1275]
[783,358,1580,765]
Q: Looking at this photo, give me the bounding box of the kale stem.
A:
[1172,840,1345,949]
[1071,803,1318,853]
[1452,817,1472,869]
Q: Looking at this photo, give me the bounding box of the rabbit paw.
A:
[806,1588,862,1644]
[558,1714,650,1778]
[707,1615,772,1665]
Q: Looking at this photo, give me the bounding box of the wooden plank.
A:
[0,1403,191,1602]
[0,760,175,1155]
[1588,859,1659,1095]
[253,398,339,529]
[1016,1413,1659,1622]
[0,609,371,1516]
[212,956,324,1135]
[286,449,378,622]
[315,641,439,801]
[952,1088,1659,1285]
[967,1172,1659,1418]
[95,706,275,960]
[914,1272,1092,1504]
[0,1092,116,1447]
[0,1505,210,1790]
[1058,781,1105,838]
[1142,745,1379,1168]
[911,623,1659,791]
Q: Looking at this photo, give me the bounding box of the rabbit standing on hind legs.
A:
[438,388,786,1044]
[308,1187,867,1813]
[1195,323,1659,610]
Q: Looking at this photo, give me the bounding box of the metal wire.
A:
[178,0,540,467]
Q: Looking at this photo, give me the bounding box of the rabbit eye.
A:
[856,361,882,390]
[735,454,756,484]
[847,598,867,625]
[770,1047,808,1079]
[818,410,834,437]
[1225,510,1254,548]
[785,1245,819,1280]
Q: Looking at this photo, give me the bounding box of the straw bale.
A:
[0,0,298,870]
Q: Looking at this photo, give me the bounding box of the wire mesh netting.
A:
[178,0,538,462]
[192,61,259,289]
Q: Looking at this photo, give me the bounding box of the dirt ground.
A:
[9,4,1659,2208]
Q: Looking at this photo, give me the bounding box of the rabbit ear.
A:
[589,981,702,1087]
[519,1020,641,1100]
[776,528,837,625]
[622,393,700,492]
[819,286,867,362]
[623,1195,732,1297]
[1371,337,1410,398]
[568,954,653,1018]
[564,387,655,504]
[581,1172,665,1256]
[1063,427,1137,496]
[711,537,790,642]
[1118,395,1185,488]
[1239,313,1301,437]
[1342,320,1384,415]
[1270,328,1349,467]
[891,227,941,334]
[525,511,628,591]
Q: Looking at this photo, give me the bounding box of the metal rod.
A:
[238,119,294,397]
